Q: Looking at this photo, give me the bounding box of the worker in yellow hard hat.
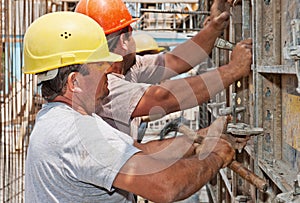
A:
[133,33,165,56]
[23,12,239,203]
[75,0,253,141]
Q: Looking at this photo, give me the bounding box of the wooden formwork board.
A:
[282,75,300,171]
[280,0,300,173]
[252,0,300,201]
[209,0,300,202]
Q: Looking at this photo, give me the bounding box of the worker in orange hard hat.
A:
[75,0,253,140]
[131,33,166,142]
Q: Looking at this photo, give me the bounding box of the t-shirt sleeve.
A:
[100,74,151,125]
[72,115,141,191]
[125,54,167,84]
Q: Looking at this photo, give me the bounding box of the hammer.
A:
[159,119,268,192]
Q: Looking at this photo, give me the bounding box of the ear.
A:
[67,72,81,93]
[119,33,129,50]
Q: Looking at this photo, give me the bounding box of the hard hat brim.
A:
[36,52,122,82]
[105,18,138,35]
[157,47,165,52]
[100,51,123,62]
[136,47,165,54]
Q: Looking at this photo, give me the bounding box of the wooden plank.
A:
[281,0,300,172]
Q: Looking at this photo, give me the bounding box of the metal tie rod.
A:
[140,8,210,15]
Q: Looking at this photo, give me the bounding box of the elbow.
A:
[133,86,181,118]
[150,87,180,114]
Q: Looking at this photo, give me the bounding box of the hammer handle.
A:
[229,161,268,192]
[178,124,268,192]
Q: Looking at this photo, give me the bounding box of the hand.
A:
[227,0,241,6]
[196,136,235,168]
[220,134,250,151]
[202,16,211,27]
[229,38,253,77]
[209,0,231,32]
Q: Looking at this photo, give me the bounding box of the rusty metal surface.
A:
[258,159,295,193]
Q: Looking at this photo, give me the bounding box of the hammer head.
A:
[158,117,188,140]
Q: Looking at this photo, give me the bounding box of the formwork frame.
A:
[208,0,300,202]
[2,0,300,202]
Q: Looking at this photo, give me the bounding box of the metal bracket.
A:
[207,102,226,118]
[276,191,300,203]
[284,19,300,93]
[219,106,246,116]
[235,195,251,203]
[226,122,264,136]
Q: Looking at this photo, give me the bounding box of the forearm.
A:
[114,152,223,203]
[160,64,240,113]
[163,25,222,78]
[134,136,196,159]
[132,64,241,118]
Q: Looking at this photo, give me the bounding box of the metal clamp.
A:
[219,106,246,116]
[215,38,235,50]
[226,122,264,136]
[207,102,226,118]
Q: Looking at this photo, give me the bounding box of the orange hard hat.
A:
[75,0,138,35]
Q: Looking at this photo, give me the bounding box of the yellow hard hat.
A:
[23,12,122,75]
[133,34,165,54]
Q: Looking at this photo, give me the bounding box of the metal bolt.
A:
[264,0,271,5]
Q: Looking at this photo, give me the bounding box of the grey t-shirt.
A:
[99,54,165,135]
[25,102,140,203]
[125,54,166,84]
[100,73,151,135]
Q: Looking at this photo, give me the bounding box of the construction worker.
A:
[133,33,165,141]
[133,33,165,56]
[23,11,240,202]
[75,0,253,139]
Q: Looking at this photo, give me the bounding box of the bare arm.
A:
[162,0,231,78]
[113,137,234,203]
[132,39,252,118]
[133,135,196,160]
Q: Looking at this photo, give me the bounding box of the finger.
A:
[240,38,253,45]
[214,11,230,24]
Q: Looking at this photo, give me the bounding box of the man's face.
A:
[75,62,111,114]
[123,26,137,74]
[110,26,136,75]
